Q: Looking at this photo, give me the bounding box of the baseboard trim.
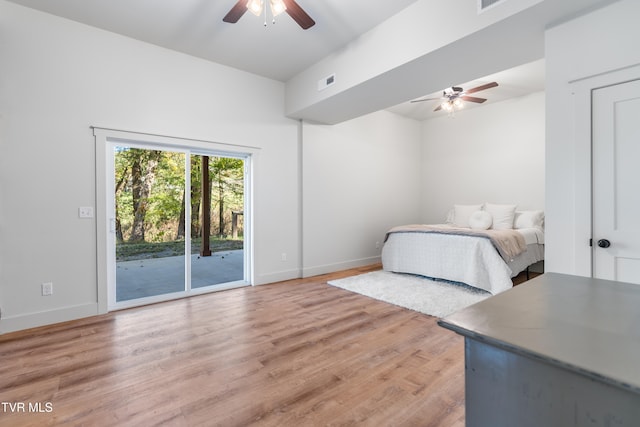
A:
[254,268,302,286]
[0,303,99,335]
[302,256,381,278]
[254,256,382,286]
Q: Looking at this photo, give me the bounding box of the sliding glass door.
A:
[106,140,249,310]
[190,154,245,289]
[114,146,187,302]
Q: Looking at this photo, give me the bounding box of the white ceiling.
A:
[387,59,546,121]
[6,0,547,121]
[6,0,420,82]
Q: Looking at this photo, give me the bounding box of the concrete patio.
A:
[116,249,244,301]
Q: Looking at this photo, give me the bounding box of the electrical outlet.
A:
[375,241,380,249]
[42,282,53,296]
[281,253,287,262]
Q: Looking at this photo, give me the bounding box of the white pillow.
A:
[469,210,493,230]
[485,203,517,229]
[514,210,544,229]
[453,204,483,228]
[445,208,455,224]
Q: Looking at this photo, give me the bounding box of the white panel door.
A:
[592,78,640,284]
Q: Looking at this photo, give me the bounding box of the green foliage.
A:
[114,148,244,250]
[145,152,185,242]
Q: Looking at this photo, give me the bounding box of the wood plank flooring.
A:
[0,265,484,426]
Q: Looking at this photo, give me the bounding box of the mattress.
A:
[381,226,544,295]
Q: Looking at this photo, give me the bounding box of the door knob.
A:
[597,239,611,248]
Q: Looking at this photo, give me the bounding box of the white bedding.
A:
[381,225,544,295]
[515,227,545,245]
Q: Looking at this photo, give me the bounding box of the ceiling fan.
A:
[411,82,499,112]
[223,0,315,30]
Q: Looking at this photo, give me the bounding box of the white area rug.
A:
[328,270,490,318]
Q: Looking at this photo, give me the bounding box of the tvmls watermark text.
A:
[1,401,53,413]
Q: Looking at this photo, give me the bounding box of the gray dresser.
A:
[439,273,640,427]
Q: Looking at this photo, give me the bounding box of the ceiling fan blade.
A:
[461,96,487,103]
[283,0,316,29]
[223,0,247,23]
[434,104,443,112]
[464,82,498,95]
[410,97,441,103]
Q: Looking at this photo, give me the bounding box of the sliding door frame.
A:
[94,127,258,313]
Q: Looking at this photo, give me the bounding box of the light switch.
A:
[79,207,94,218]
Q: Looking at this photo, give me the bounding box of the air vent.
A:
[317,73,336,91]
[478,0,506,13]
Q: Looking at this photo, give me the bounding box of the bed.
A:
[381,205,544,295]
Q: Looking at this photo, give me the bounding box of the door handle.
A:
[597,239,611,248]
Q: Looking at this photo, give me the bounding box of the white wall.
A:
[545,0,640,276]
[0,1,300,332]
[301,111,422,276]
[421,92,545,223]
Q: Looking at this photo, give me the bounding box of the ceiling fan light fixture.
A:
[412,82,497,116]
[225,0,315,29]
[269,0,287,17]
[441,97,464,113]
[247,0,263,16]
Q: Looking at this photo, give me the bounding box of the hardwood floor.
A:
[0,265,471,427]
